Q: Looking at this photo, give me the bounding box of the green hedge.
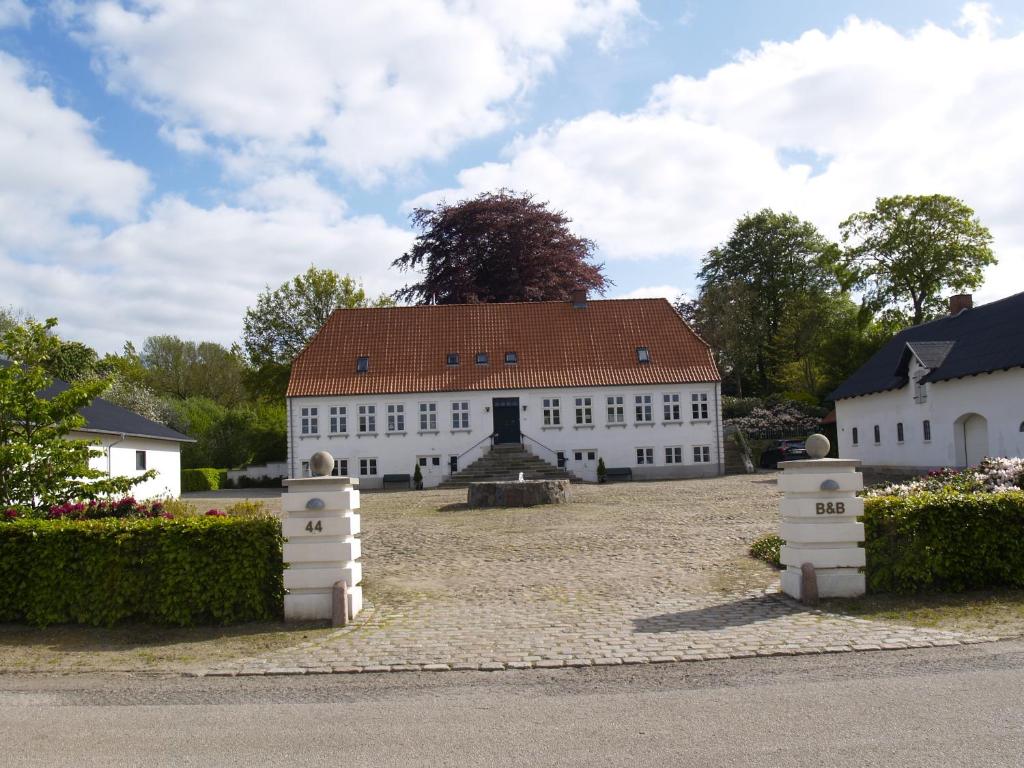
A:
[864,491,1024,593]
[0,516,284,626]
[181,468,228,492]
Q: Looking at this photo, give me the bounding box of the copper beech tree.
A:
[392,189,608,304]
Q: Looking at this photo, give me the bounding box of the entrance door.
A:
[962,414,989,466]
[492,397,521,444]
[571,449,598,482]
[417,455,443,487]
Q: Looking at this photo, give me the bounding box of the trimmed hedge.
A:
[181,468,228,492]
[0,516,284,626]
[864,490,1024,593]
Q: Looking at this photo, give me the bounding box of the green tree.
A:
[0,319,151,514]
[838,194,996,325]
[242,267,391,399]
[392,189,608,305]
[692,209,839,396]
[141,336,247,405]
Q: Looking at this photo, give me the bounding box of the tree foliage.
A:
[141,336,247,405]
[838,194,996,324]
[392,189,608,305]
[0,319,151,513]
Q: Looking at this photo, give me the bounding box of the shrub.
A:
[724,402,820,437]
[863,457,1024,498]
[224,500,273,519]
[0,516,284,626]
[750,533,783,568]
[864,490,1024,593]
[181,468,228,492]
[236,474,283,489]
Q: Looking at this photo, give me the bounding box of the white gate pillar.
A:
[282,451,363,621]
[778,434,865,600]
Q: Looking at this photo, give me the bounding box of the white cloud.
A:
[0,51,149,254]
[419,7,1024,302]
[0,52,414,352]
[65,0,639,184]
[617,284,684,300]
[0,0,31,28]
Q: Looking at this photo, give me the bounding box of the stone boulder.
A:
[467,480,570,508]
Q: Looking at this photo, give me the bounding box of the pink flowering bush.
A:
[1,497,169,522]
[864,457,1024,498]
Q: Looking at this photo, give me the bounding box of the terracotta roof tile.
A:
[287,298,720,397]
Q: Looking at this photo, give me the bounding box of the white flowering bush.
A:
[864,457,1024,498]
[724,403,820,436]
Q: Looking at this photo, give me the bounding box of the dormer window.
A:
[637,347,651,364]
[447,353,460,366]
[356,356,369,373]
[505,351,518,364]
[476,352,488,365]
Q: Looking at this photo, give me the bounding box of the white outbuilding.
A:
[832,292,1024,470]
[286,294,724,487]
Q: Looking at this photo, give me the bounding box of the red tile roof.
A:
[287,298,720,397]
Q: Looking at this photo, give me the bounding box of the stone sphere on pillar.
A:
[310,450,335,477]
[805,433,830,460]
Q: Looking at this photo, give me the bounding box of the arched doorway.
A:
[954,413,989,466]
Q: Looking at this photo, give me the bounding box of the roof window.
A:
[505,351,518,364]
[447,353,460,366]
[637,347,651,364]
[476,352,488,365]
[356,356,369,373]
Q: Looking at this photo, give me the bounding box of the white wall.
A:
[835,366,1024,468]
[75,432,183,498]
[227,462,288,483]
[287,382,723,488]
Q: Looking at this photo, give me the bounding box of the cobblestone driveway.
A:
[203,475,989,675]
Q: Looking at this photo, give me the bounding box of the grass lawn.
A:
[822,590,1024,638]
[0,621,335,674]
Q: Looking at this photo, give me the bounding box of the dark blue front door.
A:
[492,397,521,444]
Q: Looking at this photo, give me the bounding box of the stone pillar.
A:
[778,434,865,600]
[282,451,362,621]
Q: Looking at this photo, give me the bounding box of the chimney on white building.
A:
[949,294,973,315]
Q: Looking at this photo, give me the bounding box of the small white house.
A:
[833,292,1024,470]
[286,295,724,488]
[45,379,194,498]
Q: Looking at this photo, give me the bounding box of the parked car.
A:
[759,439,809,469]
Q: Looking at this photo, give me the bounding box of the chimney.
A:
[949,294,973,315]
[570,289,588,309]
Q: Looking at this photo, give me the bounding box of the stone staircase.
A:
[439,443,577,487]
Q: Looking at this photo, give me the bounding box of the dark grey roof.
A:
[42,378,194,443]
[831,291,1024,401]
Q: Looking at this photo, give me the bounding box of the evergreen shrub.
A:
[181,468,228,492]
[0,516,284,626]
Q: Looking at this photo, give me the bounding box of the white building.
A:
[286,295,723,488]
[46,379,194,498]
[833,292,1024,470]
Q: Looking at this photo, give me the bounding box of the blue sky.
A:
[1,1,1022,352]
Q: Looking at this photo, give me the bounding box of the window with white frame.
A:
[913,371,928,403]
[691,393,709,420]
[386,403,405,432]
[301,460,310,477]
[542,398,561,426]
[692,445,711,463]
[360,458,378,476]
[452,401,470,429]
[300,406,318,435]
[419,402,437,431]
[663,393,681,421]
[332,458,348,476]
[135,450,147,471]
[873,424,881,444]
[358,405,376,433]
[923,420,931,442]
[897,422,905,443]
[575,396,593,425]
[635,394,653,423]
[852,427,859,445]
[329,406,347,434]
[665,446,683,464]
[606,395,625,424]
[636,447,654,465]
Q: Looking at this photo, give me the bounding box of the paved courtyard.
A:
[200,475,991,676]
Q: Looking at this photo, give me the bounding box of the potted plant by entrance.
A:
[413,463,424,490]
[597,457,607,483]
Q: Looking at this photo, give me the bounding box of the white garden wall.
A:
[835,366,1024,469]
[287,382,724,488]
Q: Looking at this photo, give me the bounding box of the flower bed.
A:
[864,457,1024,498]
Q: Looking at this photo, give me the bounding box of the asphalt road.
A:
[2,641,1023,767]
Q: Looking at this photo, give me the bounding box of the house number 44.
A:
[815,502,845,515]
[305,520,324,533]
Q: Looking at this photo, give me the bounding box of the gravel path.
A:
[201,475,991,675]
